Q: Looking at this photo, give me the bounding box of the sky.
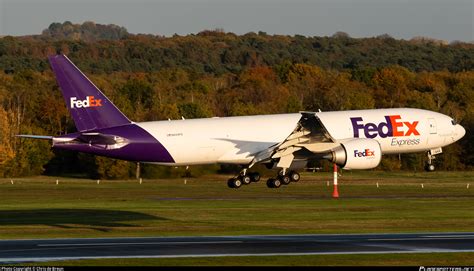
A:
[0,0,472,42]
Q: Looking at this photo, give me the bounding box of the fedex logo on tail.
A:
[70,96,102,109]
[351,115,419,139]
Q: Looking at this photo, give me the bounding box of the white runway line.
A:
[37,241,243,247]
[360,243,457,252]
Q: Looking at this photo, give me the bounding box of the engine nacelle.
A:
[325,138,382,170]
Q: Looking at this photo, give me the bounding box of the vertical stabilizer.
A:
[49,54,131,131]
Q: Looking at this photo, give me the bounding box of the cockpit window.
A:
[451,119,457,125]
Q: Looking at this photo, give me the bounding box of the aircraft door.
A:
[428,118,437,134]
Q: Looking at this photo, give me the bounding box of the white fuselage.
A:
[136,108,465,166]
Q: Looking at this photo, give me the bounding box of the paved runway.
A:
[1,232,474,263]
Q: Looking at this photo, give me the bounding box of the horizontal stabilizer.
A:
[16,135,53,140]
[51,132,129,150]
[77,132,128,146]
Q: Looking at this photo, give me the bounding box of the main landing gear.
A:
[227,171,261,188]
[266,170,300,188]
[227,169,300,189]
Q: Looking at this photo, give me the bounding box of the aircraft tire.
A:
[227,178,236,188]
[289,171,300,182]
[266,178,275,188]
[249,172,260,182]
[425,164,435,172]
[233,178,243,188]
[280,175,291,185]
[241,175,252,185]
[272,178,282,188]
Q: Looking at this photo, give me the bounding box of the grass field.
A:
[2,171,473,265]
[35,253,474,266]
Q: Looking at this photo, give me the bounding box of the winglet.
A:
[48,54,131,132]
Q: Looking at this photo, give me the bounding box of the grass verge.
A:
[1,171,473,239]
[34,252,474,266]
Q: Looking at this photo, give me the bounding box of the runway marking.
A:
[360,243,457,252]
[37,241,243,247]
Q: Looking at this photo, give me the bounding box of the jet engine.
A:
[325,138,382,170]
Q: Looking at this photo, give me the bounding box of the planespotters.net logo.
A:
[70,96,102,109]
[419,267,474,271]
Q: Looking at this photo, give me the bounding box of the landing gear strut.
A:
[425,152,436,172]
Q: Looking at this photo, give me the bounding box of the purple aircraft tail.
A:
[49,54,131,132]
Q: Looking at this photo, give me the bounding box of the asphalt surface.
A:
[1,232,474,263]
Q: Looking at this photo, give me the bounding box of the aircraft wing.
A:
[250,112,339,168]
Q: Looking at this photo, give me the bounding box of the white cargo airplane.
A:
[19,55,466,188]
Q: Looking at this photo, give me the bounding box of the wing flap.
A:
[294,142,340,153]
[250,112,336,167]
[272,146,302,159]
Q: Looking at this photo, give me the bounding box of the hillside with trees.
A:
[40,21,129,41]
[0,22,472,179]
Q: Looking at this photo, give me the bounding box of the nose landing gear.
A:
[425,149,441,172]
[425,162,435,172]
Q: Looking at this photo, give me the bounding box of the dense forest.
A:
[0,22,472,179]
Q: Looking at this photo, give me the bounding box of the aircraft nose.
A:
[454,124,466,141]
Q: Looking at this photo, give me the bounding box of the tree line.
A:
[1,22,473,75]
